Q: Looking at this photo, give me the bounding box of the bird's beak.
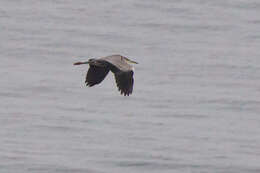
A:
[128,59,138,64]
[131,60,138,64]
[73,61,89,65]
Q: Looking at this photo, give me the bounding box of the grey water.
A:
[1,0,260,172]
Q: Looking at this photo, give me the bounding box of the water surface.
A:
[1,0,260,172]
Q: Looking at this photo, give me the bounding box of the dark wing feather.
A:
[114,71,134,96]
[86,65,109,87]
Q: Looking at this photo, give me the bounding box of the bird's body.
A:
[100,55,133,72]
[74,54,138,96]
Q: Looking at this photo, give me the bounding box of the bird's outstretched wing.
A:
[114,71,134,96]
[86,65,109,87]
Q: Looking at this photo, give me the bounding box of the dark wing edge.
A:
[85,65,110,87]
[114,71,134,96]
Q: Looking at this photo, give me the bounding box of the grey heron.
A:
[74,54,138,96]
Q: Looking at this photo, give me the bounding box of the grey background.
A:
[1,0,260,172]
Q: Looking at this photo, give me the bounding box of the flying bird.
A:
[74,54,138,96]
